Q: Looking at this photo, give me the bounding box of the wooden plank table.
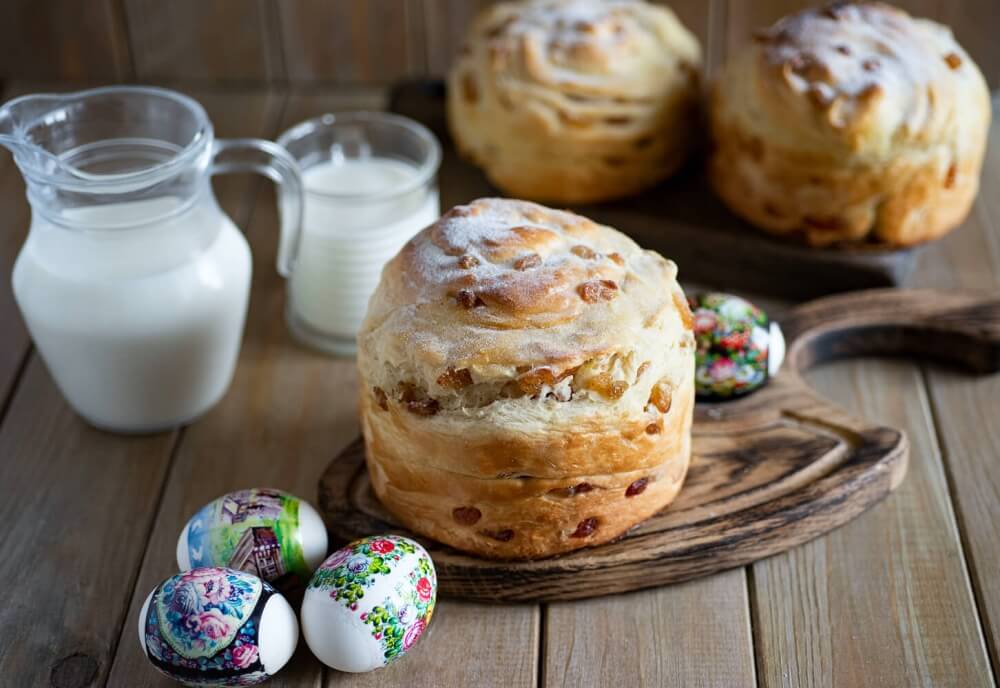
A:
[0,85,997,688]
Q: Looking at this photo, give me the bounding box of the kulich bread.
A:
[710,2,991,247]
[357,198,695,559]
[447,0,702,204]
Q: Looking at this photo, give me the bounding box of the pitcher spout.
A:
[0,92,67,167]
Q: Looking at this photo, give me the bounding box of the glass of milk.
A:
[0,86,304,433]
[277,112,441,355]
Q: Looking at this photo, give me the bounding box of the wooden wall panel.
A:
[423,0,496,77]
[0,1,995,88]
[0,0,131,81]
[124,0,283,82]
[279,0,426,84]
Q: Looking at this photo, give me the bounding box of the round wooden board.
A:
[318,289,1000,602]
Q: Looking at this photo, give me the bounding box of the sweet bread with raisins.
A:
[447,0,702,204]
[709,2,990,247]
[357,198,695,559]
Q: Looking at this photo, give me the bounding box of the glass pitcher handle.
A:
[211,138,303,278]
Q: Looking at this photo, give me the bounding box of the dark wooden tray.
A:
[389,79,922,301]
[319,289,1000,602]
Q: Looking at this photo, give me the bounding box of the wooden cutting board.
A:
[318,289,1000,602]
[389,80,922,301]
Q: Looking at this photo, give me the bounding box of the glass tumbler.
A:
[276,112,441,356]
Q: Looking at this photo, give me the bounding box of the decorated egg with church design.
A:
[301,534,437,672]
[138,567,298,686]
[689,292,785,401]
[177,488,328,593]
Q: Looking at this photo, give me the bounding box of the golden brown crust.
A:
[709,2,991,247]
[364,377,693,560]
[447,0,703,204]
[358,199,695,559]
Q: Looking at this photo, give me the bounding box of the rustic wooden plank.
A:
[422,0,495,78]
[124,0,283,82]
[327,603,539,687]
[909,106,1000,673]
[544,569,755,687]
[0,358,176,687]
[0,0,131,81]
[751,357,994,687]
[279,0,426,84]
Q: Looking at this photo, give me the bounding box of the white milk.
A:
[286,158,439,351]
[12,195,251,432]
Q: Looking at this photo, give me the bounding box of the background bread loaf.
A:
[447,0,703,204]
[710,2,991,247]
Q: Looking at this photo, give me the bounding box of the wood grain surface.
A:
[0,1,997,88]
[751,359,994,687]
[544,569,756,687]
[279,0,426,84]
[0,85,997,688]
[0,0,131,82]
[124,0,284,83]
[909,113,1000,675]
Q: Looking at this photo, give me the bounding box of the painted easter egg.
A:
[689,292,785,400]
[138,567,298,686]
[177,488,328,592]
[301,535,437,672]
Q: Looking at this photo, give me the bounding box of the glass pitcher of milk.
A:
[0,86,303,433]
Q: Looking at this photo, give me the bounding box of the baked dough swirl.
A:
[448,0,702,204]
[710,2,991,247]
[358,198,695,559]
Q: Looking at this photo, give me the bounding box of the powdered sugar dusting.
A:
[408,198,626,298]
[757,3,978,137]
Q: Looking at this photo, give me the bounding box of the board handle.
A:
[782,289,1000,375]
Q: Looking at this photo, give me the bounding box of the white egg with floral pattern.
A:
[138,567,298,686]
[301,535,437,672]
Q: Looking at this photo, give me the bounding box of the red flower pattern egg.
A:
[688,292,785,400]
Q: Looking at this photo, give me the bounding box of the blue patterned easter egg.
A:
[301,535,437,672]
[138,567,298,686]
[689,293,785,400]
